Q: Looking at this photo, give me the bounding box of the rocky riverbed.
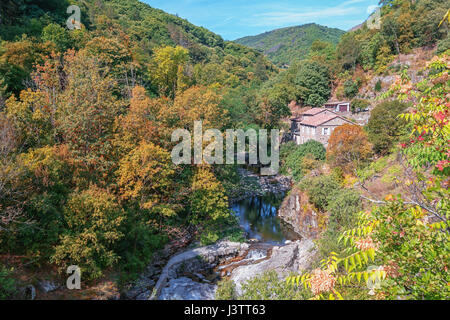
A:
[123,169,316,300]
[155,239,316,300]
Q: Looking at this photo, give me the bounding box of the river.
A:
[231,192,301,244]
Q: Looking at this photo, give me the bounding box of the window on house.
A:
[323,128,330,135]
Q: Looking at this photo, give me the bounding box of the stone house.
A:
[291,108,357,147]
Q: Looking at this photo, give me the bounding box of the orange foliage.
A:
[326,124,372,172]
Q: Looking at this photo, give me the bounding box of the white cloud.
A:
[241,0,370,27]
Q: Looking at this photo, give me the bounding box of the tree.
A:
[0,114,22,232]
[165,85,227,132]
[337,33,360,70]
[51,186,125,280]
[189,166,230,225]
[343,79,361,99]
[4,89,53,148]
[117,142,176,213]
[150,45,190,99]
[116,86,165,152]
[351,99,370,113]
[366,100,409,155]
[0,39,51,96]
[292,60,331,107]
[41,23,74,52]
[57,50,123,183]
[327,124,372,172]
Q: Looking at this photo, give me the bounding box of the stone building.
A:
[291,108,357,147]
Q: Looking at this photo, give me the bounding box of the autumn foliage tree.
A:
[327,124,372,172]
[51,186,125,280]
[190,166,230,224]
[57,50,123,184]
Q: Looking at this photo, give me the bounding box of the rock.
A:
[37,280,59,293]
[230,240,316,295]
[285,240,292,245]
[159,277,217,300]
[151,241,249,300]
[135,290,153,300]
[278,187,321,239]
[122,277,156,300]
[22,285,36,300]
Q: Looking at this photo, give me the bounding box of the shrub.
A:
[0,267,17,300]
[216,279,237,300]
[51,186,125,280]
[240,271,310,300]
[300,175,341,211]
[351,99,370,113]
[374,79,382,92]
[327,124,372,172]
[281,140,326,181]
[326,189,362,232]
[365,100,409,155]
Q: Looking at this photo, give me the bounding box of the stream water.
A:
[231,193,301,244]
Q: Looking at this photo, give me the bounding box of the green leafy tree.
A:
[150,45,190,99]
[366,100,409,155]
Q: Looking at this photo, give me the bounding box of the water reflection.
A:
[232,193,301,244]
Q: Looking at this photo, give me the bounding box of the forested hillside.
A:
[235,23,345,67]
[0,0,286,296]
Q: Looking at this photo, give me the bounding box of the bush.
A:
[374,79,382,92]
[326,189,362,231]
[351,99,370,113]
[216,279,237,300]
[51,186,125,280]
[281,140,326,181]
[365,100,409,155]
[300,175,341,211]
[0,267,17,300]
[240,271,310,300]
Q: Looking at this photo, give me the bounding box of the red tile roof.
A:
[300,113,341,127]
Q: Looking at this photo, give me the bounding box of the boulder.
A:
[159,277,217,300]
[37,280,59,293]
[230,240,316,294]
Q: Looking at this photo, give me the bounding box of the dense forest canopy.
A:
[235,23,345,67]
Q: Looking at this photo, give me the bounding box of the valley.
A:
[0,0,448,302]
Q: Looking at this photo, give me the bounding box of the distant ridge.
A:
[235,23,345,67]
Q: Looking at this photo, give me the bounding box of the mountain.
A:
[235,23,345,67]
[0,0,276,96]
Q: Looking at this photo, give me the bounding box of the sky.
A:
[144,0,380,40]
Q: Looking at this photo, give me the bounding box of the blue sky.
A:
[144,0,380,40]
